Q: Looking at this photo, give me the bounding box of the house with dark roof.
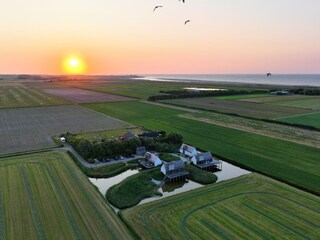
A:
[136,146,147,156]
[140,152,163,169]
[138,131,160,139]
[192,152,222,171]
[161,160,189,182]
[179,144,197,157]
[120,132,136,141]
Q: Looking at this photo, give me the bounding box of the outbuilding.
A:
[136,146,147,156]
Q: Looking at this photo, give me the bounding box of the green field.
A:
[0,151,132,240]
[75,127,141,141]
[239,95,320,110]
[122,174,320,240]
[214,93,270,100]
[84,101,320,194]
[162,97,312,119]
[277,112,320,129]
[0,83,67,108]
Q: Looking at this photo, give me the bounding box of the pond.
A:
[89,160,251,207]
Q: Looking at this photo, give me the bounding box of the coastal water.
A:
[142,74,320,87]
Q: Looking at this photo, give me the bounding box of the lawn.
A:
[0,83,68,108]
[0,105,130,155]
[277,112,320,129]
[84,101,320,194]
[121,174,320,240]
[0,151,133,240]
[161,97,312,119]
[76,127,141,141]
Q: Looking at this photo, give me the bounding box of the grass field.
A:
[214,93,270,100]
[277,112,320,129]
[162,97,312,119]
[239,95,320,110]
[181,111,320,148]
[84,102,320,194]
[43,88,134,103]
[0,83,67,108]
[0,105,130,155]
[122,174,320,240]
[0,151,132,240]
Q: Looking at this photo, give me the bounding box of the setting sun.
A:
[63,56,87,74]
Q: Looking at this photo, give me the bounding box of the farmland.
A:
[42,88,134,103]
[162,97,313,119]
[239,95,320,109]
[0,83,67,108]
[277,112,320,129]
[0,105,130,155]
[0,151,133,240]
[84,101,320,194]
[122,174,320,240]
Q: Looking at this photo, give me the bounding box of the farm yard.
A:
[42,88,134,103]
[162,97,314,119]
[122,174,320,240]
[0,151,133,240]
[0,83,67,108]
[0,105,130,155]
[84,101,320,194]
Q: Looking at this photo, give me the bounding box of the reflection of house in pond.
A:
[161,180,187,193]
[140,152,162,169]
[192,152,222,171]
[161,160,189,182]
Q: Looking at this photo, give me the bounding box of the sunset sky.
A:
[0,0,319,74]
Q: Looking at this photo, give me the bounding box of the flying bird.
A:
[185,20,191,25]
[153,6,163,12]
[180,0,185,3]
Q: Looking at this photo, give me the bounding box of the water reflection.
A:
[89,169,139,195]
[89,160,251,207]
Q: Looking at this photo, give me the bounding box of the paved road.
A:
[56,145,142,168]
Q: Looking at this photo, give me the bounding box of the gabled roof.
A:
[163,160,185,172]
[145,152,161,164]
[194,152,213,162]
[180,144,196,153]
[138,132,160,138]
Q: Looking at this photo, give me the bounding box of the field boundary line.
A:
[19,166,46,240]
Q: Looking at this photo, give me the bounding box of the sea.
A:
[141,74,320,87]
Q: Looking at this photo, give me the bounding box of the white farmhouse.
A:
[179,144,197,157]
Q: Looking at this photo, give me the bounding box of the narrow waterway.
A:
[89,160,251,207]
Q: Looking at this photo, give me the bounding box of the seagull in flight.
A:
[153,6,163,12]
[185,20,191,25]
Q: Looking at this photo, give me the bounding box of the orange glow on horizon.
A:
[62,56,87,74]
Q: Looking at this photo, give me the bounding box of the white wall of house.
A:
[161,164,166,175]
